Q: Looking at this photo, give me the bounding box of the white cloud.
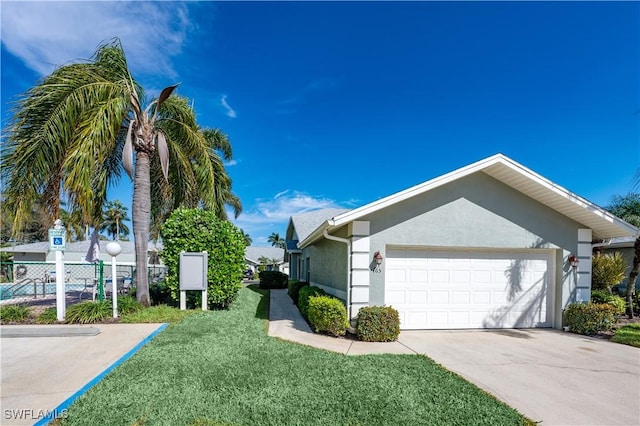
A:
[220,95,237,118]
[1,1,193,78]
[231,191,344,246]
[224,160,238,167]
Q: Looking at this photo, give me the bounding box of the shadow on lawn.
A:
[245,284,269,320]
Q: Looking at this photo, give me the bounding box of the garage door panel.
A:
[385,248,554,329]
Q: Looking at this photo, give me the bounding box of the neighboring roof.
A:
[299,154,639,247]
[290,208,350,243]
[245,246,285,263]
[1,240,159,254]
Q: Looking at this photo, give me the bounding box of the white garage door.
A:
[385,248,554,329]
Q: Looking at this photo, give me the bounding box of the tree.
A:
[592,253,627,293]
[60,206,85,242]
[100,200,130,240]
[1,39,233,306]
[268,232,285,249]
[240,229,252,246]
[605,193,640,318]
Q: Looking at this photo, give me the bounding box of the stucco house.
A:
[245,246,286,274]
[285,154,638,330]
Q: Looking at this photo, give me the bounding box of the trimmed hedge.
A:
[259,271,288,289]
[308,295,349,336]
[298,285,326,319]
[288,280,308,305]
[590,290,626,314]
[564,302,618,335]
[356,306,400,342]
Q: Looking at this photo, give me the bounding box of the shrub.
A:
[0,304,31,323]
[36,307,58,324]
[66,301,111,324]
[118,296,144,315]
[356,306,400,342]
[592,253,627,292]
[161,208,245,309]
[564,302,618,335]
[308,295,349,336]
[259,271,288,289]
[149,280,175,306]
[590,290,626,314]
[288,280,308,305]
[298,285,325,319]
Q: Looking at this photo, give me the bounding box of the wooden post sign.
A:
[179,251,208,311]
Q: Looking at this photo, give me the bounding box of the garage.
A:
[385,248,555,329]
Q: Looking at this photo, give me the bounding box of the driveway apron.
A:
[398,329,640,426]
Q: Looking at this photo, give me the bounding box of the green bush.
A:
[590,290,626,314]
[298,285,326,319]
[592,253,627,292]
[36,307,58,324]
[356,306,400,342]
[308,295,349,336]
[259,271,288,289]
[161,208,245,309]
[66,301,112,324]
[118,296,144,315]
[564,302,618,335]
[149,280,175,306]
[288,280,308,305]
[0,304,31,323]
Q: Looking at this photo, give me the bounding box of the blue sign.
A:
[49,229,66,251]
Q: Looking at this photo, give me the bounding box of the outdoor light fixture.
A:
[568,255,579,269]
[372,251,383,273]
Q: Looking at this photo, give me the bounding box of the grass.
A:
[120,305,200,324]
[611,323,640,347]
[60,286,530,426]
[0,304,32,322]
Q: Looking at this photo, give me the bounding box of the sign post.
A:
[179,251,208,311]
[49,220,66,321]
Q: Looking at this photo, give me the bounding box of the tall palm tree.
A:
[268,232,285,249]
[60,206,85,242]
[1,39,227,306]
[240,229,252,246]
[100,200,131,240]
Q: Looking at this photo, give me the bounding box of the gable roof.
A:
[299,154,638,247]
[245,246,285,263]
[290,208,350,243]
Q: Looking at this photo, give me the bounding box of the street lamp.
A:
[106,242,122,318]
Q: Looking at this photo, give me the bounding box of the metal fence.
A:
[0,261,167,307]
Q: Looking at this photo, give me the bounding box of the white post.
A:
[53,219,66,321]
[106,242,122,319]
[55,249,65,321]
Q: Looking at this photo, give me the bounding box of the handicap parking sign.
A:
[49,229,66,251]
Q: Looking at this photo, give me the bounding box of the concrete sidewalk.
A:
[268,289,414,355]
[1,323,165,425]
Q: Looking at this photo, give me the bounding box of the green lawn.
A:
[611,323,640,348]
[60,286,530,426]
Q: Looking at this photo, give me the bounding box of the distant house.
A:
[285,154,638,330]
[245,246,286,274]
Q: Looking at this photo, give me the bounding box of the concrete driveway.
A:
[398,329,640,426]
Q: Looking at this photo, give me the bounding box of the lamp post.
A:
[106,242,122,318]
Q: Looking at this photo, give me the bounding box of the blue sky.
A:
[1,1,639,246]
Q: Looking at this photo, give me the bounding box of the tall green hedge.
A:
[161,208,245,309]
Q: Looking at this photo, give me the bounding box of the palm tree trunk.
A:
[133,151,151,307]
[626,236,639,319]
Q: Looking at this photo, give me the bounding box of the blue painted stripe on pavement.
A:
[33,323,169,426]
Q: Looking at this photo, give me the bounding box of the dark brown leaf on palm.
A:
[157,84,179,109]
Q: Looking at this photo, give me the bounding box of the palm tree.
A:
[605,193,640,318]
[60,206,85,242]
[240,229,252,246]
[1,39,229,306]
[268,232,285,249]
[100,200,131,240]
